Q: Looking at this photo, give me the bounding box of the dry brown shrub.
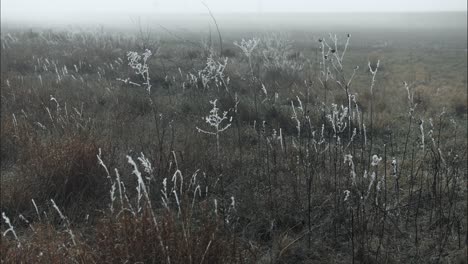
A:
[95,204,236,264]
[1,223,95,264]
[2,135,107,218]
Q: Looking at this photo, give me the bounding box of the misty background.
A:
[1,0,467,31]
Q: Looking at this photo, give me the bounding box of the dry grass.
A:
[1,28,466,263]
[1,134,105,218]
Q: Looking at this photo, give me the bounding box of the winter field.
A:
[1,12,467,263]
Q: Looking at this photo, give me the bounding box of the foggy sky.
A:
[1,0,466,26]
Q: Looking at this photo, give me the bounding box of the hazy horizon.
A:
[1,0,466,25]
[1,12,466,32]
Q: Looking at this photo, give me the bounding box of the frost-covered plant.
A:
[122,49,170,157]
[234,37,265,115]
[343,190,351,202]
[126,49,153,93]
[326,103,349,137]
[261,83,268,103]
[51,199,76,246]
[261,34,304,75]
[318,34,350,87]
[42,95,90,132]
[370,154,383,205]
[269,128,284,151]
[351,94,363,132]
[344,154,357,186]
[138,152,154,182]
[309,124,329,154]
[404,81,417,115]
[368,59,380,95]
[126,154,168,261]
[198,52,230,91]
[318,34,360,141]
[234,37,259,78]
[2,212,20,248]
[291,97,303,138]
[391,157,397,178]
[234,38,259,58]
[371,154,382,167]
[196,99,232,155]
[225,196,238,226]
[127,155,151,214]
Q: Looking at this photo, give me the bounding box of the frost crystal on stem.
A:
[2,212,20,248]
[126,49,153,93]
[234,38,259,57]
[196,99,232,155]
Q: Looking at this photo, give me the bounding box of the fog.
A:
[1,0,466,30]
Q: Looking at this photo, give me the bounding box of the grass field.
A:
[1,13,467,263]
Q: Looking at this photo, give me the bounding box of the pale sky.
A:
[1,0,466,24]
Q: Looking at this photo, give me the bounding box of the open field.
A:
[1,12,467,263]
